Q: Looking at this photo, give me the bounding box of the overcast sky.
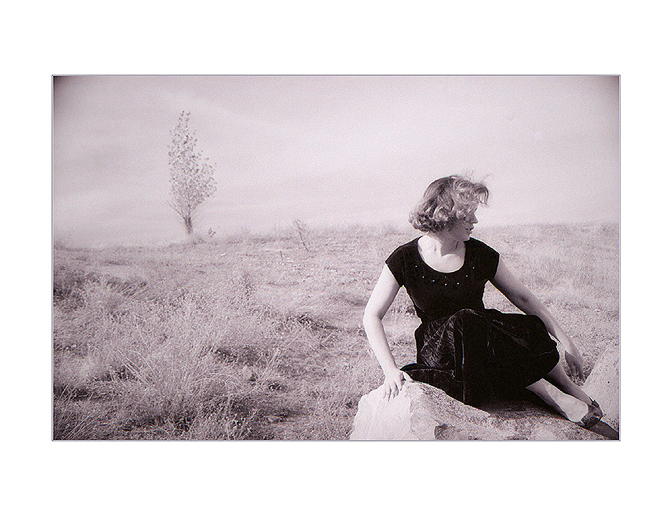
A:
[53,75,619,247]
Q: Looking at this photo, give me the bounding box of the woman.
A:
[362,175,603,428]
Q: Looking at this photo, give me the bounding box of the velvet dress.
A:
[386,237,559,406]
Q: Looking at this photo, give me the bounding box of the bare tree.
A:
[168,111,217,235]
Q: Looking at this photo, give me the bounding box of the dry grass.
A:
[52,222,619,440]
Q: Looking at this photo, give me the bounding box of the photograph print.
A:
[53,75,619,440]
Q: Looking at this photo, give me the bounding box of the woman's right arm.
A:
[362,264,410,400]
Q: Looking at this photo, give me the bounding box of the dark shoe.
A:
[579,399,604,429]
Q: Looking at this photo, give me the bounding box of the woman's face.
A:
[446,209,478,242]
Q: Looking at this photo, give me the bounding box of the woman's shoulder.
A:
[467,237,500,261]
[467,238,500,279]
[385,237,420,286]
[385,237,420,266]
[388,237,420,257]
[467,237,498,253]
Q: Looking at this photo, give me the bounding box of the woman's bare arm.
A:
[490,259,585,379]
[362,265,411,399]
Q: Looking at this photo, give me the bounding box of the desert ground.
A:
[53,222,619,440]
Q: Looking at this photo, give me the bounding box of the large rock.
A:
[350,382,506,440]
[350,349,620,441]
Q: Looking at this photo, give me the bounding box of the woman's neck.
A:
[422,231,461,255]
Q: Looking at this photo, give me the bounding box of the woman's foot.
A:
[577,399,604,429]
[526,380,604,428]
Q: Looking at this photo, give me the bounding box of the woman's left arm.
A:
[490,259,585,380]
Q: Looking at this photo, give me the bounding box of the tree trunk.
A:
[184,214,193,235]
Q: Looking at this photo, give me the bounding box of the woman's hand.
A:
[564,350,585,381]
[382,369,412,400]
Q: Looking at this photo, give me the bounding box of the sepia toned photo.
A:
[52,75,619,440]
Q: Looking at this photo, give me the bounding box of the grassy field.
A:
[52,222,619,440]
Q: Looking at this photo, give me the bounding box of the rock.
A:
[350,382,508,440]
[350,379,614,441]
[582,345,620,431]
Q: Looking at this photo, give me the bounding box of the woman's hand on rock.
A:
[383,368,412,400]
[564,350,585,381]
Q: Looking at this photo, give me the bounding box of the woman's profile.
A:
[362,175,605,430]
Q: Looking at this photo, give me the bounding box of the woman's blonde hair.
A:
[409,175,489,232]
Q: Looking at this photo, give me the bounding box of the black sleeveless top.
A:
[385,237,500,325]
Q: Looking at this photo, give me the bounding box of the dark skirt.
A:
[401,308,560,406]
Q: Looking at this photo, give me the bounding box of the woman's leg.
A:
[525,378,590,423]
[544,362,593,405]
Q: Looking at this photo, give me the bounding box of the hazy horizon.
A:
[53,75,619,247]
